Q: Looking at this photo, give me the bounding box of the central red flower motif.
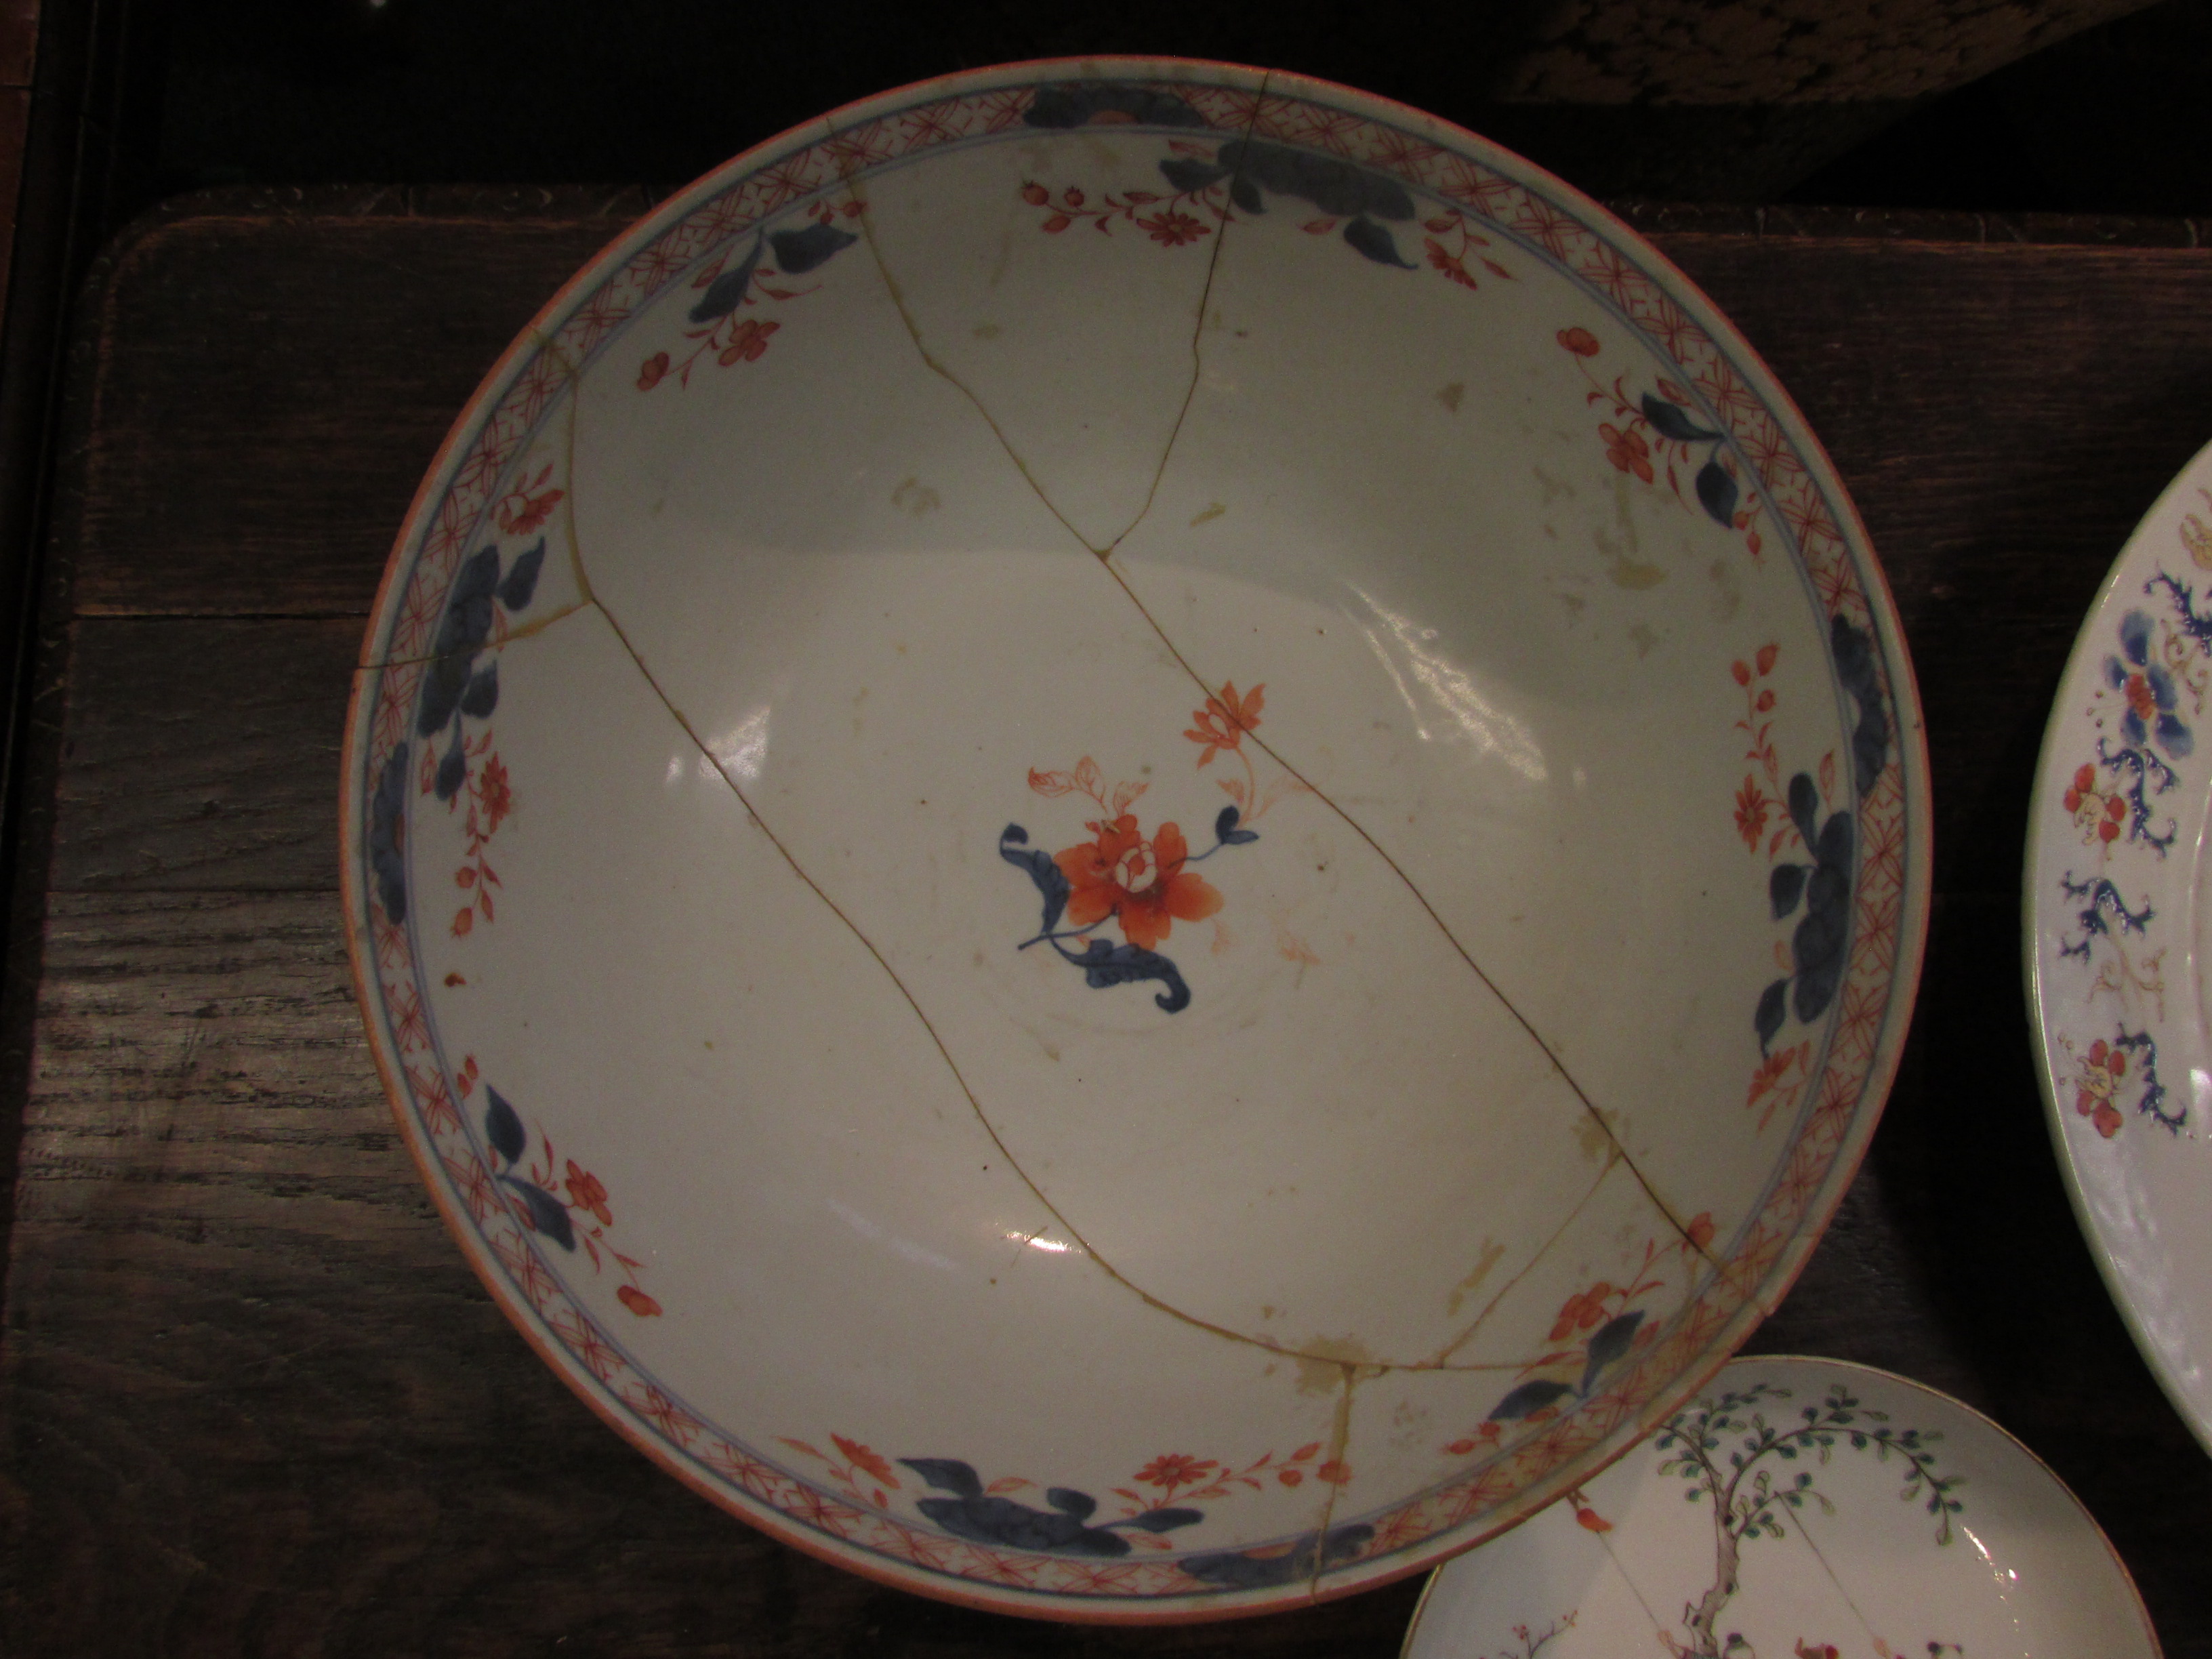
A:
[1055,814,1223,951]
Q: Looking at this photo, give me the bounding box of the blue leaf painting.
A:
[2121,608,2154,666]
[416,651,474,738]
[1158,156,1229,193]
[1213,139,1414,220]
[1754,977,1790,1053]
[369,745,410,925]
[1578,1309,1644,1397]
[1145,134,1416,277]
[484,1087,527,1164]
[1640,393,1721,444]
[1768,862,1807,920]
[497,539,546,611]
[998,825,1070,936]
[459,661,499,720]
[769,222,857,275]
[416,539,539,737]
[1829,614,1889,797]
[1488,1378,1576,1422]
[920,1496,1134,1555]
[901,1458,983,1498]
[502,1177,577,1250]
[1786,772,1820,852]
[689,239,762,323]
[1791,813,1854,1023]
[1343,216,1414,268]
[1045,1487,1096,1520]
[433,731,468,802]
[1214,804,1260,846]
[438,547,502,655]
[1694,457,1739,527]
[1064,938,1192,1013]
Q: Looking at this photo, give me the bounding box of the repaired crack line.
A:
[844,77,1263,562]
[1307,1361,1362,1601]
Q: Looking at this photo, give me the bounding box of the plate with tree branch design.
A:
[341,59,1929,1620]
[2028,434,2212,1456]
[1402,1356,2158,1659]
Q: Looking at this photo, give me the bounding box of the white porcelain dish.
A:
[1402,1355,2159,1659]
[341,59,1930,1621]
[2027,436,2212,1457]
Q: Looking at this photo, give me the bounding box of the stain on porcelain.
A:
[344,59,1929,1622]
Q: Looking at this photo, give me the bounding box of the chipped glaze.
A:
[2028,434,2212,1457]
[340,59,1930,1622]
[1403,1357,2158,1659]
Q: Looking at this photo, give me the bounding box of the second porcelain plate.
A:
[342,60,1929,1620]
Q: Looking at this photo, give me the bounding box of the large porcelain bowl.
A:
[340,60,1929,1622]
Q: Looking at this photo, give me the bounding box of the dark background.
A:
[94,0,2212,222]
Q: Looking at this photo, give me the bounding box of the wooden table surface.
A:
[2,187,2210,1656]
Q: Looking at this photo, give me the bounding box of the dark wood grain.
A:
[70,189,659,620]
[49,618,354,892]
[7,192,2212,1656]
[0,0,33,89]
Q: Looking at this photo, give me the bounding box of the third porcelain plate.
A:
[2028,436,2212,1456]
[1406,1356,2158,1659]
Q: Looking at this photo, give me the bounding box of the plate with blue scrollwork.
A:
[1401,1355,2158,1659]
[342,57,1929,1622]
[2028,434,2212,1455]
